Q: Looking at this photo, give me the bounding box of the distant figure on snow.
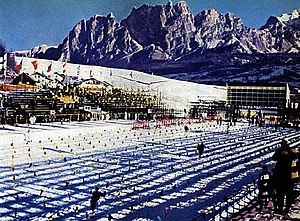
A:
[24,124,31,142]
[197,141,205,159]
[184,125,189,132]
[90,187,106,214]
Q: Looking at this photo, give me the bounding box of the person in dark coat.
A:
[197,141,205,159]
[258,165,272,210]
[90,187,106,213]
[272,138,294,214]
[184,125,189,132]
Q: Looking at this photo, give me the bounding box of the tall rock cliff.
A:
[121,1,198,59]
[57,13,142,66]
[259,10,300,53]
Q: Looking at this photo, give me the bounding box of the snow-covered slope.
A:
[13,56,226,111]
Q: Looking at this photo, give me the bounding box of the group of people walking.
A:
[258,138,299,215]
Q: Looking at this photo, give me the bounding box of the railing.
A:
[191,183,258,221]
[132,120,150,130]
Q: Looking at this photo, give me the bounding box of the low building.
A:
[190,96,226,119]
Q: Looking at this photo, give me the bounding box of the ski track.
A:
[0,120,299,221]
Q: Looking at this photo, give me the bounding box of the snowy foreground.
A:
[0,120,299,221]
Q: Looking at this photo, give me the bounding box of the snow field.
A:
[0,121,299,221]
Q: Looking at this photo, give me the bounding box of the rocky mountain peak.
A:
[279,9,300,23]
[194,9,244,31]
[193,9,247,52]
[121,1,196,58]
[107,12,114,19]
[258,10,300,53]
[56,13,142,64]
[14,1,300,86]
[173,1,190,14]
[261,9,300,29]
[261,16,278,27]
[195,9,220,26]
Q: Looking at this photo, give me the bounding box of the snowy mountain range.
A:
[14,1,300,87]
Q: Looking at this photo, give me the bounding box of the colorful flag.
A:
[47,63,52,72]
[31,60,38,70]
[15,60,23,71]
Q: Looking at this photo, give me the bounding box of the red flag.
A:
[15,60,23,71]
[31,60,38,70]
[47,63,52,72]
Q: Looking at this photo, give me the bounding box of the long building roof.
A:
[226,82,288,87]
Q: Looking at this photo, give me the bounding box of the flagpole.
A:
[0,52,5,70]
[0,52,6,82]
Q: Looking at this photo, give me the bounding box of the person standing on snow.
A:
[197,141,205,159]
[272,138,295,214]
[90,187,106,214]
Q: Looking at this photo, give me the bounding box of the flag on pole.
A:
[62,62,67,73]
[31,60,38,70]
[47,63,52,72]
[15,60,23,71]
[77,65,80,75]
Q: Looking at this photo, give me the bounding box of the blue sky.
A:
[1,0,299,51]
